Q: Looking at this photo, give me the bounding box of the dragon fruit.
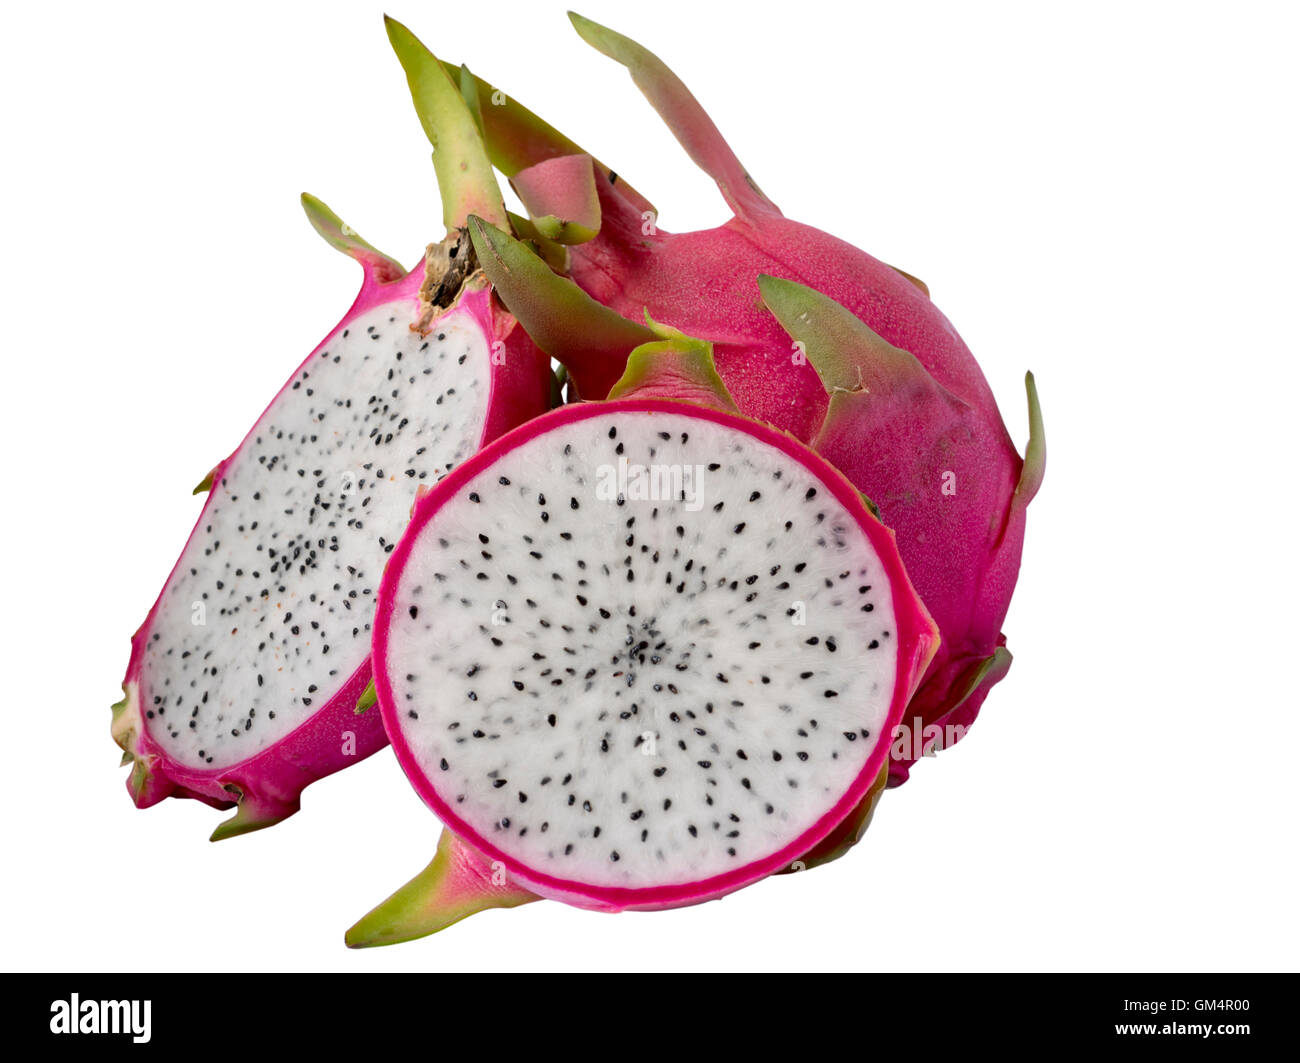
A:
[346,334,938,945]
[450,13,1045,784]
[111,17,551,839]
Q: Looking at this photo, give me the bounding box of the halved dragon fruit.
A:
[447,14,1046,784]
[111,18,551,839]
[346,333,937,944]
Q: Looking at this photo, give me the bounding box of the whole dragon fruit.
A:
[111,18,551,839]
[453,13,1045,785]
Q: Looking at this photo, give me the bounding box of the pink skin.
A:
[118,261,551,835]
[372,398,938,911]
[571,181,1004,435]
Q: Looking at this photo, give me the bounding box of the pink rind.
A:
[372,398,939,910]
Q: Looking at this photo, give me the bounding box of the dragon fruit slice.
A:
[346,332,937,944]
[111,17,551,839]
[450,14,1046,783]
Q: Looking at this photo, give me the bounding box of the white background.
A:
[2,0,1296,972]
